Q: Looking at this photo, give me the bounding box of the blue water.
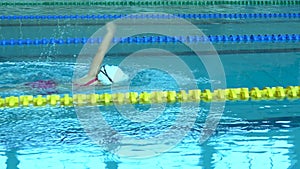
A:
[1,2,300,169]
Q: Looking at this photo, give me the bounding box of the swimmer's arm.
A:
[87,22,116,77]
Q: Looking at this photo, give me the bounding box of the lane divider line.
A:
[0,1,300,6]
[0,34,299,46]
[1,13,300,20]
[0,86,299,108]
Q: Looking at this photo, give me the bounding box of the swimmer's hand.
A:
[73,75,99,86]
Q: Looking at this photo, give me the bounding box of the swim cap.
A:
[97,65,129,85]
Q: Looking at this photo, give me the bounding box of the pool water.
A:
[1,1,300,169]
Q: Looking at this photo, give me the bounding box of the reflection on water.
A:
[1,103,300,168]
[5,149,19,169]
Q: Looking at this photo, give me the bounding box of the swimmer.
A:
[16,22,127,95]
[73,22,129,86]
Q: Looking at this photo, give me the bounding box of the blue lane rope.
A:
[0,34,299,46]
[1,13,300,20]
[1,1,300,6]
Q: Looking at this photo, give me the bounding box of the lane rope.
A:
[0,86,299,108]
[0,1,300,6]
[1,13,300,20]
[1,34,299,46]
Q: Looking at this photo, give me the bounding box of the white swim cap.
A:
[97,65,129,85]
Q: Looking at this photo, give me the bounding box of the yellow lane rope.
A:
[0,86,299,108]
